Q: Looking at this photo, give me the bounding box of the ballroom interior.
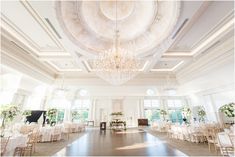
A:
[0,0,234,156]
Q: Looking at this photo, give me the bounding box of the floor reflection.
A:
[54,128,187,156]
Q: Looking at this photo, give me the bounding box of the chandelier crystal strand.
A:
[93,0,140,85]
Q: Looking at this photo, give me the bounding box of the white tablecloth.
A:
[5,134,28,156]
[64,122,85,133]
[19,124,40,134]
[40,126,62,142]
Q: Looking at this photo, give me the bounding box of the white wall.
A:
[179,59,235,123]
[91,97,142,127]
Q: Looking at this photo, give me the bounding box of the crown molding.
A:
[176,37,234,83]
[1,36,57,83]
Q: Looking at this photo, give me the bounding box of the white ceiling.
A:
[0,0,234,86]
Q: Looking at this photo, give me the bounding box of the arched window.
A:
[71,99,91,122]
[167,99,183,124]
[144,99,160,123]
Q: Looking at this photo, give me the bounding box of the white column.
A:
[138,98,144,118]
[209,95,220,123]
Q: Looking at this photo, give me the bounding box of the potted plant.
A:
[219,103,235,118]
[47,108,58,126]
[197,106,206,122]
[160,109,167,121]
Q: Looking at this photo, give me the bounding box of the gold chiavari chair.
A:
[62,127,70,140]
[27,132,41,153]
[50,127,61,142]
[1,136,10,156]
[217,132,235,156]
[13,143,33,156]
[205,127,220,153]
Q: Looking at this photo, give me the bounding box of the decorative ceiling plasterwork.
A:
[55,1,180,56]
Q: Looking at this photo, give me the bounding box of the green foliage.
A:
[71,110,88,122]
[110,112,123,116]
[160,109,167,115]
[197,107,206,117]
[0,105,20,129]
[181,106,191,116]
[71,110,80,120]
[22,110,32,117]
[219,103,235,118]
[0,104,20,122]
[47,108,58,123]
[197,106,206,122]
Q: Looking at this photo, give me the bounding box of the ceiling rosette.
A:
[55,1,181,56]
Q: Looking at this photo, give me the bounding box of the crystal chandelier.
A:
[93,1,140,85]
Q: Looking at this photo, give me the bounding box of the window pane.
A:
[174,100,182,107]
[152,100,159,107]
[167,100,175,107]
[57,110,65,123]
[144,100,151,108]
[144,109,152,122]
[152,110,160,121]
[72,99,90,122]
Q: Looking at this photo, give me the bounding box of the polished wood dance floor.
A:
[54,129,186,156]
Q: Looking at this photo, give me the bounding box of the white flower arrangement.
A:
[197,106,206,122]
[110,112,123,116]
[181,106,191,117]
[46,108,58,125]
[0,105,20,128]
[219,103,235,118]
[160,109,167,115]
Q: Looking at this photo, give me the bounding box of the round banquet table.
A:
[4,134,28,156]
[40,126,62,142]
[64,122,85,133]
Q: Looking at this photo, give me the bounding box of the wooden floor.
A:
[54,128,187,156]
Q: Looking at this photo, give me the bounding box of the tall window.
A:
[144,99,160,123]
[71,99,91,122]
[167,99,183,124]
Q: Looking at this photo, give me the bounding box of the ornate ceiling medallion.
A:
[93,0,140,85]
[55,1,180,56]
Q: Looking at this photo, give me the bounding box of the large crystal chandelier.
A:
[93,0,140,85]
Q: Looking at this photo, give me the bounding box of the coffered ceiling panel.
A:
[48,60,82,71]
[1,1,64,53]
[153,60,182,69]
[1,0,234,83]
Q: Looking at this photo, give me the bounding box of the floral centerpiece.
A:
[110,112,123,116]
[219,103,235,118]
[22,110,32,123]
[22,110,32,117]
[160,109,167,120]
[71,110,80,122]
[181,106,191,123]
[197,106,206,122]
[0,105,20,130]
[46,108,58,126]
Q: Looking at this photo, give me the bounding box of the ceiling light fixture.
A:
[93,0,140,85]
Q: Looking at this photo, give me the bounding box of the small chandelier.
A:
[93,1,140,85]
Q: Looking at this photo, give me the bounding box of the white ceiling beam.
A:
[169,1,212,50]
[145,1,211,72]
